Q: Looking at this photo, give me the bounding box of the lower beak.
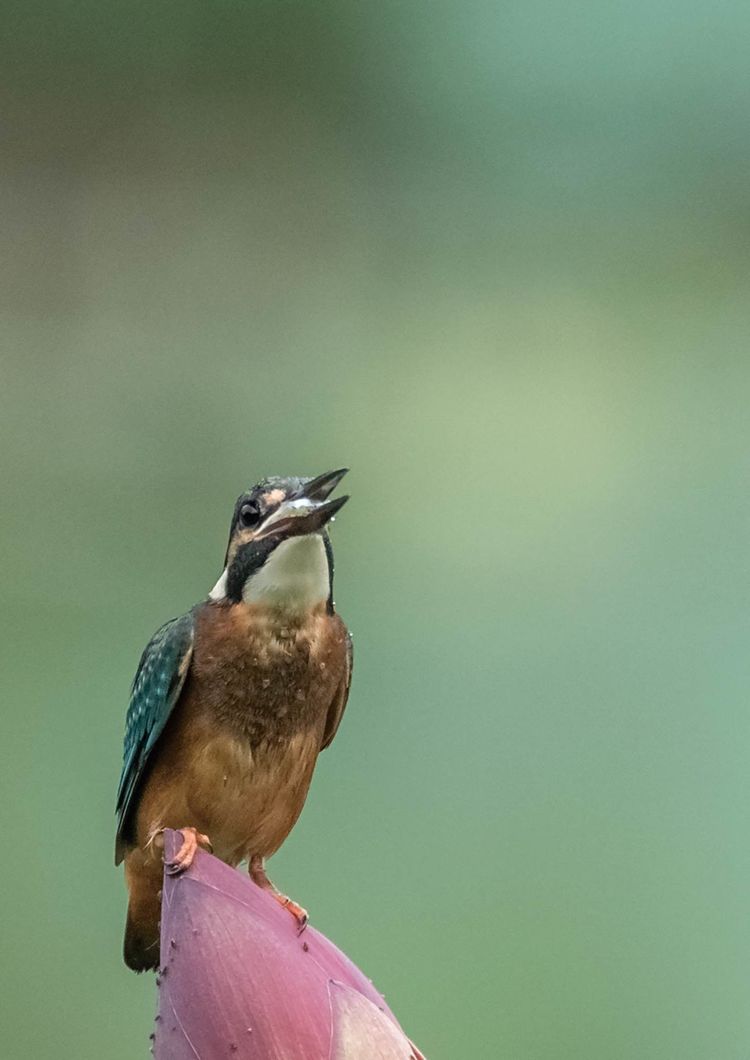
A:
[255,494,349,541]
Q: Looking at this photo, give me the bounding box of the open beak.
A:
[302,467,349,501]
[255,469,349,541]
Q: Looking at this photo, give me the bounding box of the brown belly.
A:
[135,718,322,864]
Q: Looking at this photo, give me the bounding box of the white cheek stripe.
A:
[209,569,228,600]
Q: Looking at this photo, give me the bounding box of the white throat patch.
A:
[243,534,329,610]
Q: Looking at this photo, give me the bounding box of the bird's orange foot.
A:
[275,894,309,934]
[159,827,213,876]
[249,855,309,933]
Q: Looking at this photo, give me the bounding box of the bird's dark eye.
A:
[239,502,261,528]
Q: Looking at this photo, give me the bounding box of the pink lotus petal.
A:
[329,981,417,1059]
[153,830,424,1059]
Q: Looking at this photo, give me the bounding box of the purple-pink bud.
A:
[153,830,425,1059]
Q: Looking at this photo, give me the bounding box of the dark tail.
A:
[123,850,162,972]
[123,905,161,972]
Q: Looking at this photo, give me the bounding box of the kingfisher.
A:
[115,469,352,972]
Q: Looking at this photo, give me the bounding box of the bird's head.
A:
[209,469,349,612]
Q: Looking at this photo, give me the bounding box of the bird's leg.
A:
[249,855,309,932]
[151,826,213,876]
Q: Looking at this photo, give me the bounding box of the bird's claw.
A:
[248,855,308,932]
[279,895,309,934]
[158,827,213,876]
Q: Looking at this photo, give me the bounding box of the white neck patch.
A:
[209,569,229,601]
[243,534,329,610]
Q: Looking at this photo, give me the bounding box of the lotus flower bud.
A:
[152,830,425,1059]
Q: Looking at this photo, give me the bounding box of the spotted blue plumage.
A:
[115,612,194,863]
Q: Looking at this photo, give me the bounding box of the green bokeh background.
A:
[2,3,749,1057]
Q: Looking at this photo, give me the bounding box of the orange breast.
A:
[132,600,350,863]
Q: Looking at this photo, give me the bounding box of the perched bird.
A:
[115,470,352,972]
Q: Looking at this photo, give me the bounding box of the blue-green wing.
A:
[115,612,194,863]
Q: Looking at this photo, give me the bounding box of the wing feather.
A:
[114,612,194,863]
[321,629,353,751]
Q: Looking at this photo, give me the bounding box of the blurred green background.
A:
[2,2,749,1057]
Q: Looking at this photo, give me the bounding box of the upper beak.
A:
[254,470,349,541]
[302,467,349,501]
